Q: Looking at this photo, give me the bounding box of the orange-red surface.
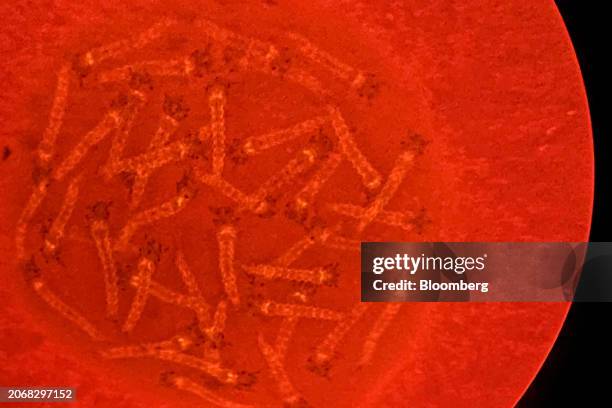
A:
[0,1,593,407]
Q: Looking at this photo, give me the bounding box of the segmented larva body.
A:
[209,88,226,175]
[15,180,48,259]
[90,219,119,317]
[175,252,213,328]
[98,58,193,83]
[357,151,414,232]
[251,147,318,211]
[242,116,327,156]
[258,334,306,406]
[80,19,175,68]
[175,251,204,296]
[38,64,71,164]
[359,304,402,366]
[31,279,104,340]
[327,106,382,190]
[318,232,361,252]
[275,317,299,360]
[243,264,334,286]
[102,91,147,179]
[169,375,254,408]
[130,275,213,334]
[127,111,182,209]
[131,277,192,309]
[217,226,240,306]
[329,202,417,231]
[294,151,342,213]
[44,175,82,255]
[205,300,228,342]
[103,346,237,384]
[288,32,357,82]
[101,335,193,358]
[260,301,345,321]
[122,257,155,332]
[312,303,370,367]
[110,140,189,177]
[54,111,121,181]
[198,173,261,213]
[273,234,317,267]
[115,190,193,250]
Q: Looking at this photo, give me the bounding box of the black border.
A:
[518,2,609,406]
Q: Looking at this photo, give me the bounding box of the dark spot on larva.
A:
[222,43,247,74]
[355,73,381,101]
[209,206,238,225]
[158,371,177,387]
[308,128,336,155]
[129,70,154,92]
[322,263,340,287]
[176,172,198,200]
[118,171,136,191]
[284,201,311,226]
[306,355,332,378]
[176,177,189,193]
[70,53,92,83]
[199,372,224,389]
[23,256,42,282]
[38,217,52,236]
[110,92,129,109]
[31,164,51,185]
[205,76,236,93]
[269,46,294,76]
[411,207,431,234]
[190,46,214,77]
[236,371,258,389]
[2,146,11,160]
[163,94,190,121]
[185,134,209,161]
[401,132,430,156]
[116,263,132,292]
[91,201,111,220]
[227,142,248,166]
[244,294,266,317]
[140,237,163,263]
